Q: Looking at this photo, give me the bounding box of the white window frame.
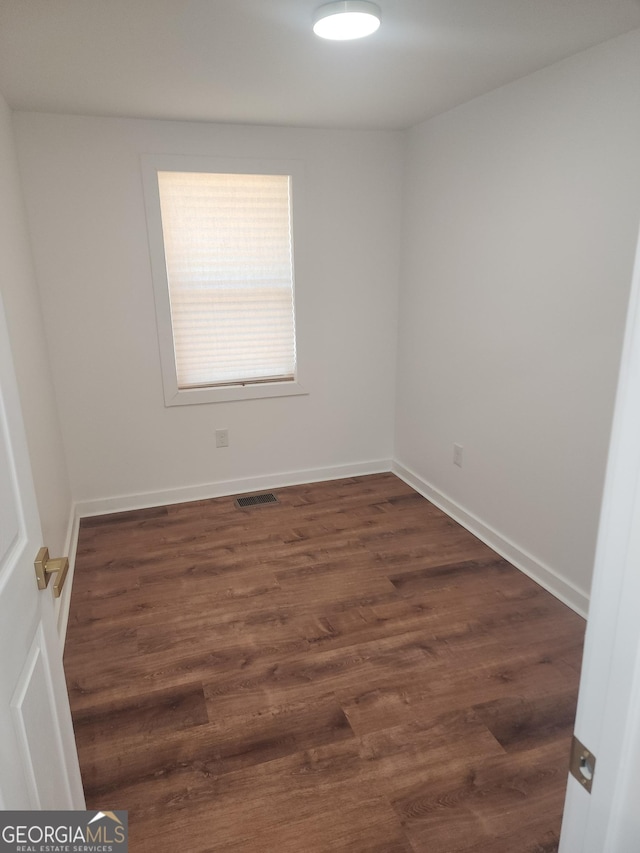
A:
[141,154,307,406]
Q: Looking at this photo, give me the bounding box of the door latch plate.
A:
[569,734,596,794]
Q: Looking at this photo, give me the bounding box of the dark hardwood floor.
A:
[63,473,585,852]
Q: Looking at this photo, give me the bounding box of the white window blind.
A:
[156,171,297,389]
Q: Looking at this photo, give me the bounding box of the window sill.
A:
[164,380,308,407]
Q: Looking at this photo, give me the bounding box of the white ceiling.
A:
[0,0,639,130]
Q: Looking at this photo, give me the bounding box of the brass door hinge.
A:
[569,735,596,794]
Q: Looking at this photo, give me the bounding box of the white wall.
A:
[13,115,403,508]
[395,29,640,612]
[0,94,72,555]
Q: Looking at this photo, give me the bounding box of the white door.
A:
[0,289,84,810]
[559,225,640,850]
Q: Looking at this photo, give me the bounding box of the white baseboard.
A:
[73,458,393,519]
[393,460,589,618]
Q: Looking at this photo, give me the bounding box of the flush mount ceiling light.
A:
[313,1,381,40]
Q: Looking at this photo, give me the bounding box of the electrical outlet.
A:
[453,443,463,467]
[215,428,229,448]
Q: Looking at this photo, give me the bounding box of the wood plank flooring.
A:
[64,473,585,853]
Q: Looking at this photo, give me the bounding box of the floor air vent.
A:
[235,492,279,509]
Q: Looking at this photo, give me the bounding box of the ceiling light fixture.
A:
[313,1,381,41]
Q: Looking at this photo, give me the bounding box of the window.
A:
[142,156,306,405]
